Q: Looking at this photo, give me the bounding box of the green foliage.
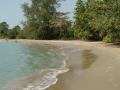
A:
[0,0,119,43]
[74,0,120,43]
[8,25,21,39]
[0,22,9,38]
[22,0,72,40]
[74,0,93,40]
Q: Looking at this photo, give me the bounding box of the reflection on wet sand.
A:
[46,49,97,90]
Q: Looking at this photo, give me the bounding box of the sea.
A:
[0,41,69,90]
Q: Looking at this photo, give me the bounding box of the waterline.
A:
[0,41,69,90]
[23,55,69,90]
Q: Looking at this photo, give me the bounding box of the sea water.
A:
[0,41,69,90]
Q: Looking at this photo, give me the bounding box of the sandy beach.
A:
[2,39,120,90]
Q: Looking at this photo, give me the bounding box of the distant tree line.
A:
[0,22,21,39]
[0,0,73,40]
[0,0,120,43]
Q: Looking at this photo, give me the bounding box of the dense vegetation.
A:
[0,22,21,39]
[21,0,72,40]
[74,0,120,43]
[0,0,120,43]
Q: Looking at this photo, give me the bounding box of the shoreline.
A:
[17,40,120,90]
[1,39,120,90]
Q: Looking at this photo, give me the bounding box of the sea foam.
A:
[23,52,69,90]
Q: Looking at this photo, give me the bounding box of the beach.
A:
[15,40,120,90]
[1,39,120,90]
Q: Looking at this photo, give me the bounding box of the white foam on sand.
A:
[23,53,69,90]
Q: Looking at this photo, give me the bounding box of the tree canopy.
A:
[0,22,9,38]
[0,0,119,43]
[22,0,72,40]
[74,0,120,43]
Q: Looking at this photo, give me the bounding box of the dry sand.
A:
[2,39,120,90]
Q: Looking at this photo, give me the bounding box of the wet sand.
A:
[2,39,120,90]
[46,48,97,90]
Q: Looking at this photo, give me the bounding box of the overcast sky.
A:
[0,0,77,28]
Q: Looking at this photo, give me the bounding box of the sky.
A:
[0,0,77,28]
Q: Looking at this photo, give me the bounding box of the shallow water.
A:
[0,41,67,90]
